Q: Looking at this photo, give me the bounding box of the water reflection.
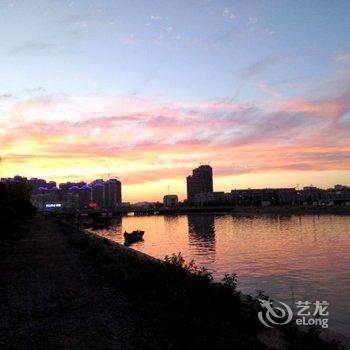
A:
[164,215,180,232]
[95,214,350,337]
[104,216,122,236]
[188,214,216,262]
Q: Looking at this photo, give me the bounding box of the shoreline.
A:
[129,205,350,217]
[226,206,349,216]
[1,216,348,349]
[83,225,350,349]
[198,206,350,216]
[82,228,161,263]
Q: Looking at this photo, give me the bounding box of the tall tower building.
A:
[104,179,122,208]
[186,165,213,202]
[91,181,105,208]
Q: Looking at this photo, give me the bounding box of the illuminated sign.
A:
[45,203,62,208]
[88,203,97,208]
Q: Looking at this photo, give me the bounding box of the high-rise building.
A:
[57,178,122,209]
[104,179,122,208]
[1,175,30,200]
[30,191,79,211]
[91,180,105,208]
[186,165,213,202]
[79,184,93,208]
[27,178,47,193]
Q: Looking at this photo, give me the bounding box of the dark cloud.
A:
[241,54,288,77]
[24,87,46,94]
[0,94,13,99]
[11,40,53,54]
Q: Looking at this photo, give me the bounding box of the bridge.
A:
[41,205,236,218]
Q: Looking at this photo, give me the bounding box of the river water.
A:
[95,213,350,336]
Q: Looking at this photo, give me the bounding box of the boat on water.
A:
[124,230,144,245]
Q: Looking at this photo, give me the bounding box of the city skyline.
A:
[2,171,349,204]
[1,1,350,201]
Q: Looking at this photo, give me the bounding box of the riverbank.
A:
[0,217,147,349]
[131,205,350,216]
[1,216,346,349]
[56,221,350,349]
[230,205,350,216]
[78,225,350,349]
[0,218,348,349]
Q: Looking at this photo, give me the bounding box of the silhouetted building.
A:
[1,175,30,199]
[299,185,350,205]
[27,178,47,193]
[193,191,230,205]
[59,181,86,191]
[299,186,323,204]
[78,184,93,208]
[88,179,122,209]
[91,180,105,208]
[334,184,349,191]
[104,179,122,208]
[231,188,296,206]
[187,165,213,203]
[53,178,122,209]
[163,194,179,207]
[30,191,78,211]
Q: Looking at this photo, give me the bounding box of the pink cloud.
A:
[277,91,350,120]
[1,87,350,185]
[334,50,350,64]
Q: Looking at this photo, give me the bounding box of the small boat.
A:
[124,230,144,245]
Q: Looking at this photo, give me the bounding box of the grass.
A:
[59,220,345,350]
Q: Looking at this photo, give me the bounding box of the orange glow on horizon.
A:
[1,93,349,202]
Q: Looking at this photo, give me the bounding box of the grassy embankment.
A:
[59,221,345,350]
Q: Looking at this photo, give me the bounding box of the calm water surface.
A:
[96,214,350,336]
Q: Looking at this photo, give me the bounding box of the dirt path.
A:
[0,218,140,349]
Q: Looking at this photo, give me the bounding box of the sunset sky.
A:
[1,0,350,202]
